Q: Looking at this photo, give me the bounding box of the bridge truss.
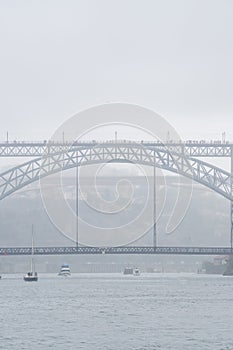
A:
[1,246,233,256]
[0,143,232,201]
[0,141,232,157]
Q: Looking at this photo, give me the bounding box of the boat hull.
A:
[58,272,71,277]
[24,276,38,282]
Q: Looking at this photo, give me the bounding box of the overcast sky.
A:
[0,0,233,141]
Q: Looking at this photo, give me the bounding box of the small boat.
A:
[133,268,140,276]
[58,264,71,276]
[223,271,233,276]
[24,271,38,282]
[24,225,38,282]
[123,267,133,275]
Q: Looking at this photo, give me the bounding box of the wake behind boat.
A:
[24,225,38,282]
[58,264,71,276]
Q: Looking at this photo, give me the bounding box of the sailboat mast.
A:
[31,224,34,273]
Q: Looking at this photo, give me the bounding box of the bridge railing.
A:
[0,139,232,146]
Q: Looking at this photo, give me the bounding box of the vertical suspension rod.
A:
[153,150,157,248]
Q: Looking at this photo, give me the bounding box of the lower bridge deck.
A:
[0,246,233,256]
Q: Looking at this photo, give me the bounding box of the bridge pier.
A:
[231,147,233,248]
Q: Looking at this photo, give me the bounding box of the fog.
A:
[1,3,233,348]
[0,0,233,141]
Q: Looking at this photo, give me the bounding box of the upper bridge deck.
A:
[0,140,232,157]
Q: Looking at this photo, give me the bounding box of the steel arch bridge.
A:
[0,142,232,201]
[0,140,233,256]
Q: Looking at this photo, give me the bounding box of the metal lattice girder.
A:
[0,246,233,256]
[0,143,232,201]
[0,141,232,157]
[0,143,70,157]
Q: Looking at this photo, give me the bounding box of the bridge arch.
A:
[0,143,232,201]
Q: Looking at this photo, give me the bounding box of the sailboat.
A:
[24,225,38,282]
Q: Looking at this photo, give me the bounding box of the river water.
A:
[1,273,233,350]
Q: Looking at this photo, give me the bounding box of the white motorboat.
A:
[58,264,71,276]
